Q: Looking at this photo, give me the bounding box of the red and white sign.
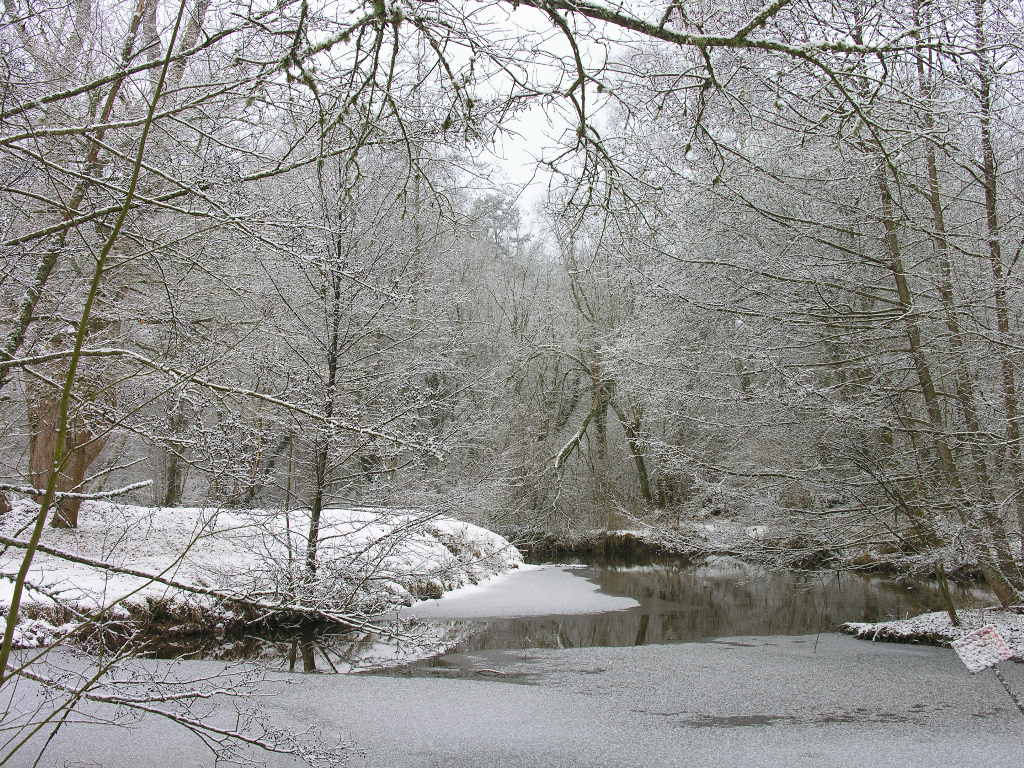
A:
[952,625,1014,673]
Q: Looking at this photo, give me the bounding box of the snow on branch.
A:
[734,0,794,39]
[555,409,595,469]
[0,480,151,500]
[3,346,436,453]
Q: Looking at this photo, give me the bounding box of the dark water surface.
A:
[394,558,989,664]
[152,557,990,672]
[534,557,985,647]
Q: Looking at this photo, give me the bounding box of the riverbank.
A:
[513,522,992,584]
[517,526,705,563]
[842,609,1024,658]
[8,633,1022,767]
[0,498,523,648]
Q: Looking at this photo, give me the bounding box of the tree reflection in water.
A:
[149,558,990,672]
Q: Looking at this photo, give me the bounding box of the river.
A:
[9,557,1022,768]
[151,556,992,674]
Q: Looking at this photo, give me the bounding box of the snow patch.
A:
[9,618,80,649]
[400,564,639,619]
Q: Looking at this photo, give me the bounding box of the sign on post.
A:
[952,624,1024,717]
[951,625,1014,673]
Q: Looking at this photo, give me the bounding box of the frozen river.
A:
[8,562,1021,767]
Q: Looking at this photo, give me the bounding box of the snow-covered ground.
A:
[842,609,1024,659]
[0,498,523,647]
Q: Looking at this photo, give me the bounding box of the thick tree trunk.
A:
[161,448,184,507]
[27,394,106,528]
[240,432,291,508]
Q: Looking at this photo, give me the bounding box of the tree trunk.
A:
[589,359,615,528]
[877,159,1022,599]
[972,0,1024,540]
[156,400,187,507]
[305,250,344,577]
[161,447,184,507]
[609,398,654,504]
[27,394,106,528]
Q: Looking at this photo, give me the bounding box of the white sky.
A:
[461,3,622,225]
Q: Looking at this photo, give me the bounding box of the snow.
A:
[9,634,1024,768]
[745,525,769,539]
[399,564,640,619]
[0,498,523,646]
[842,609,1024,660]
[9,618,80,649]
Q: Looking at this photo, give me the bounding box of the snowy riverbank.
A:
[842,609,1024,659]
[0,498,523,647]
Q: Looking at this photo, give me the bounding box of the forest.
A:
[2,0,1024,764]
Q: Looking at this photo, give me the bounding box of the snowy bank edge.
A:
[1,500,524,649]
[841,609,1024,660]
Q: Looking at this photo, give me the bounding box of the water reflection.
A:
[150,620,464,673]
[404,558,988,654]
[151,557,990,672]
[577,558,987,645]
[287,626,317,673]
